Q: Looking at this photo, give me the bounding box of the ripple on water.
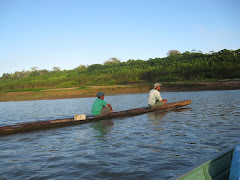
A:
[0,90,240,179]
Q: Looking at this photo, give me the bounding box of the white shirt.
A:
[148,89,162,107]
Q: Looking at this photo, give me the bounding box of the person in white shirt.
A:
[148,83,168,108]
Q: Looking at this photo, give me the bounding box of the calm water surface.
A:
[0,90,240,179]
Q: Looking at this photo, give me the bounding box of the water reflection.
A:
[147,111,167,120]
[0,90,239,180]
[91,119,114,139]
[147,108,191,124]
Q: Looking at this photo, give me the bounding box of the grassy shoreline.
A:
[0,79,240,102]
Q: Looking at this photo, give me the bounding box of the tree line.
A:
[0,49,239,91]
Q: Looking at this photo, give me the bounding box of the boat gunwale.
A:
[169,144,236,180]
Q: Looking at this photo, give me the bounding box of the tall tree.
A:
[167,50,181,57]
[104,58,121,65]
[52,67,61,72]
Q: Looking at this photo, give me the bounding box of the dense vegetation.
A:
[1,49,239,91]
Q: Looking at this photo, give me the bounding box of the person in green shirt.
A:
[91,92,113,117]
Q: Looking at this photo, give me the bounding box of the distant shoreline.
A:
[0,80,239,102]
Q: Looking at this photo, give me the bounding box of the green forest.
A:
[1,49,240,91]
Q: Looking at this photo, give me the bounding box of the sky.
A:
[0,0,239,76]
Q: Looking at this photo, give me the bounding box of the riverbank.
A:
[0,79,239,102]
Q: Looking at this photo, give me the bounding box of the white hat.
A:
[154,83,162,89]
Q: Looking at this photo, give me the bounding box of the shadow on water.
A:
[89,108,192,143]
[90,119,114,138]
[147,108,191,121]
[90,107,191,138]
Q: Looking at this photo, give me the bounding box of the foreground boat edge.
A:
[170,145,235,180]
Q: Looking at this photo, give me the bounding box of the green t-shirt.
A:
[91,98,108,116]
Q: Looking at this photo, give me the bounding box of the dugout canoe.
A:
[170,144,240,180]
[0,100,191,136]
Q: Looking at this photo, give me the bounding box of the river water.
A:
[0,90,239,179]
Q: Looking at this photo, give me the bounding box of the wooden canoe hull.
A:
[0,100,191,136]
[170,145,235,180]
